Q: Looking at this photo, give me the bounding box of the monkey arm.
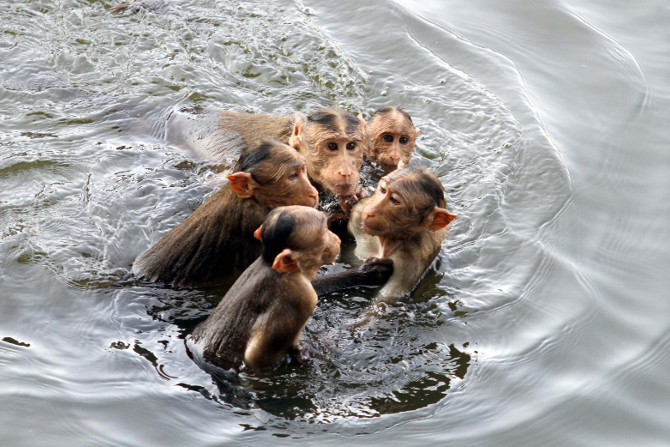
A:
[311,257,393,296]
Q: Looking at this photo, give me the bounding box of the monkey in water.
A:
[188,206,341,370]
[132,139,319,286]
[133,138,392,291]
[361,106,421,173]
[169,106,366,204]
[347,166,456,300]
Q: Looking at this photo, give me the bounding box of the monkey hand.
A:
[289,341,320,364]
[357,257,394,286]
[338,185,368,213]
[338,195,357,214]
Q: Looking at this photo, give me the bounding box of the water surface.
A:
[1,0,669,445]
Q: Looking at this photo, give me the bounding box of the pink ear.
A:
[357,112,367,131]
[415,128,422,136]
[271,249,300,273]
[253,225,263,241]
[227,172,255,199]
[426,207,456,231]
[289,112,306,148]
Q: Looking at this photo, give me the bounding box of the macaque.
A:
[170,107,366,201]
[362,106,420,172]
[132,139,318,286]
[347,166,456,299]
[189,206,340,370]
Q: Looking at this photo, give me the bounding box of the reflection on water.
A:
[2,0,669,445]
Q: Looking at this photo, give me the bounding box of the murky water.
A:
[1,0,669,445]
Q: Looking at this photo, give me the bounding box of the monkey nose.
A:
[338,168,353,179]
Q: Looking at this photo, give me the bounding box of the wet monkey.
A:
[189,206,341,370]
[348,166,456,299]
[170,107,367,202]
[132,139,319,286]
[361,106,420,172]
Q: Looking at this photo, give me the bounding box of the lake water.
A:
[1,0,669,445]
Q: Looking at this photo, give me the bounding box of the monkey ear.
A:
[425,206,456,231]
[415,127,422,136]
[357,113,367,131]
[289,112,307,148]
[271,249,300,273]
[253,225,263,241]
[227,172,257,199]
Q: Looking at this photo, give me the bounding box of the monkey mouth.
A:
[328,182,358,197]
[305,195,319,207]
[379,162,399,172]
[362,219,383,236]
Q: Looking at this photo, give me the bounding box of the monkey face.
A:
[254,153,319,209]
[365,108,418,172]
[308,137,364,197]
[294,215,341,274]
[273,164,319,208]
[366,123,416,172]
[361,177,428,240]
[320,227,341,265]
[294,108,365,198]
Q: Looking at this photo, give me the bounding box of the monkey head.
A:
[363,106,420,172]
[361,166,455,240]
[288,107,366,198]
[255,206,341,278]
[228,139,319,209]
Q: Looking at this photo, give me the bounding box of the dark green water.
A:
[1,0,669,445]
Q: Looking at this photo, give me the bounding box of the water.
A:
[1,0,669,445]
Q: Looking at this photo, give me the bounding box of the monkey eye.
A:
[327,142,338,151]
[287,171,299,181]
[378,185,387,195]
[383,134,394,143]
[346,142,356,150]
[399,136,409,144]
[389,195,401,205]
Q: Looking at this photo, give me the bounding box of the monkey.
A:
[188,206,341,370]
[132,139,319,286]
[347,166,456,300]
[168,107,366,203]
[361,106,420,172]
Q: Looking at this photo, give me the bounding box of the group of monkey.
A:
[131,106,457,371]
